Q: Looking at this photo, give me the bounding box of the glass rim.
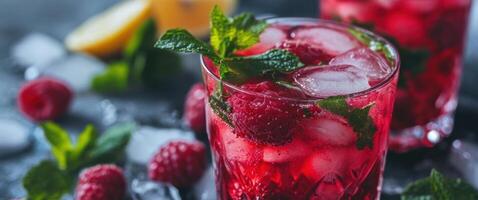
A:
[200,17,400,103]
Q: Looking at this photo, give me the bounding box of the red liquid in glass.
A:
[320,0,471,152]
[202,20,398,199]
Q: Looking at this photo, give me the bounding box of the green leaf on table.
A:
[70,124,97,169]
[91,61,129,93]
[41,122,73,170]
[23,160,72,200]
[141,48,182,88]
[317,96,376,149]
[88,123,135,164]
[402,169,478,200]
[155,29,220,62]
[124,19,156,61]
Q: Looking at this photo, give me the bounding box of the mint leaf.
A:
[41,122,73,170]
[209,84,233,126]
[92,62,129,93]
[224,49,304,77]
[23,160,72,200]
[210,6,267,57]
[348,28,395,64]
[402,169,478,200]
[318,96,376,149]
[155,29,220,62]
[210,5,231,57]
[88,123,135,164]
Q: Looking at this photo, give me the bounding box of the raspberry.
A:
[227,81,305,145]
[17,77,73,122]
[183,83,206,133]
[279,40,333,65]
[77,164,126,200]
[149,140,206,188]
[75,184,109,200]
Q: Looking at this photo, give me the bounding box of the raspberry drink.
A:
[202,18,399,200]
[321,0,472,152]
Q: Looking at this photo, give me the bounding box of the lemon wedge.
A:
[65,0,151,57]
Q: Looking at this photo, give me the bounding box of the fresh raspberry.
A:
[77,164,126,200]
[227,81,305,145]
[75,184,109,200]
[279,40,333,65]
[17,77,73,122]
[148,140,207,188]
[183,83,206,133]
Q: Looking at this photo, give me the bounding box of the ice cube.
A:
[0,118,31,157]
[221,124,257,162]
[330,48,391,81]
[235,26,287,56]
[293,65,371,97]
[126,126,195,164]
[42,54,105,93]
[11,33,66,68]
[194,167,217,200]
[263,138,311,163]
[302,149,345,180]
[260,26,287,46]
[131,179,181,200]
[293,27,360,55]
[300,116,356,147]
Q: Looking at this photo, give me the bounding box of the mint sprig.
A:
[23,122,135,200]
[318,96,376,149]
[347,20,429,88]
[154,6,304,82]
[402,169,478,200]
[154,6,304,125]
[348,28,395,64]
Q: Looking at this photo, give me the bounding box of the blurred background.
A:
[0,0,477,199]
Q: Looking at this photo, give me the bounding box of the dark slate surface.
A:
[0,0,477,199]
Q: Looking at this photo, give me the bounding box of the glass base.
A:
[389,113,455,153]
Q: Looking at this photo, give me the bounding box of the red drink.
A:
[320,0,472,152]
[202,18,399,199]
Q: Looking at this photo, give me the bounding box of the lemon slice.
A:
[65,0,151,57]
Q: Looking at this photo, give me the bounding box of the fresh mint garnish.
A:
[348,28,395,64]
[23,122,135,200]
[209,83,233,126]
[154,6,304,82]
[23,160,72,200]
[346,19,430,88]
[318,96,376,149]
[154,6,304,126]
[402,169,478,200]
[210,6,267,57]
[155,29,220,62]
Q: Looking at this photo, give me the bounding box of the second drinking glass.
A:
[320,0,472,152]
